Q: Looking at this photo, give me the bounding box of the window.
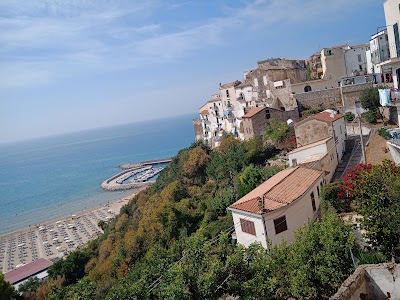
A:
[240,218,256,235]
[266,109,271,119]
[274,216,287,234]
[311,192,316,212]
[359,65,363,71]
[292,158,297,166]
[226,90,230,98]
[357,54,362,62]
[317,186,320,197]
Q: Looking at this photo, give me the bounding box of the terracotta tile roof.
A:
[4,258,53,284]
[229,167,323,214]
[242,107,265,118]
[312,112,343,123]
[288,137,332,154]
[200,109,208,115]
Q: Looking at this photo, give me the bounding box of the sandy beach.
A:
[0,185,148,274]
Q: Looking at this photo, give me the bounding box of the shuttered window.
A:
[273,216,287,235]
[240,219,256,236]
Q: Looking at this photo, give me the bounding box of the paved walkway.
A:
[332,135,369,181]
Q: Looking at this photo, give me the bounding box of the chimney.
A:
[257,197,263,211]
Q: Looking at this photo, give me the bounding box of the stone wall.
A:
[295,88,342,110]
[294,119,332,147]
[294,82,373,111]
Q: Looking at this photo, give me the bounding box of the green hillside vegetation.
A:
[21,135,369,300]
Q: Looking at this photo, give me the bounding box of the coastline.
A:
[0,185,149,274]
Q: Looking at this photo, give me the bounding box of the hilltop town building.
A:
[378,0,400,88]
[369,29,390,83]
[228,166,324,248]
[294,110,346,162]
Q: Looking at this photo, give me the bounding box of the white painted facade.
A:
[230,175,324,248]
[380,0,400,88]
[344,46,368,77]
[288,137,338,182]
[331,114,346,162]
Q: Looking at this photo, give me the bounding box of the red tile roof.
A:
[229,167,323,214]
[242,107,265,118]
[312,112,343,123]
[200,109,208,115]
[4,258,53,284]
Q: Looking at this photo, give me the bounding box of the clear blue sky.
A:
[0,0,385,143]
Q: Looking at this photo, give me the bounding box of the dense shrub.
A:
[344,111,355,122]
[362,110,377,123]
[377,128,392,140]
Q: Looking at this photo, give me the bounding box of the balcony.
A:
[237,97,246,103]
[225,105,234,111]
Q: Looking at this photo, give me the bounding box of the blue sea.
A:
[0,114,196,235]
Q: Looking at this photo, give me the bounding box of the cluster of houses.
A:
[193,0,400,150]
[191,0,400,254]
[228,110,345,249]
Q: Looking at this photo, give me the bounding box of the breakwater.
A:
[102,158,171,191]
[119,157,172,170]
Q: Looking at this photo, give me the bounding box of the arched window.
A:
[304,85,312,92]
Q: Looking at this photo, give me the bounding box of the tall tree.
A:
[359,86,383,122]
[341,160,400,257]
[0,272,15,300]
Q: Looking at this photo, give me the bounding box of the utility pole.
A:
[358,114,367,164]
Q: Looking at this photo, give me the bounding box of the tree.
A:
[18,277,39,298]
[359,86,383,122]
[264,119,290,144]
[0,272,15,300]
[286,208,355,299]
[235,164,281,198]
[48,250,91,284]
[340,160,400,257]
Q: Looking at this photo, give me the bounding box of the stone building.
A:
[331,263,400,300]
[241,106,297,140]
[294,110,346,162]
[292,46,348,94]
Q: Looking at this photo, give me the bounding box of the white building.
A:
[344,45,369,77]
[377,0,400,87]
[228,166,324,248]
[287,137,338,183]
[369,29,390,83]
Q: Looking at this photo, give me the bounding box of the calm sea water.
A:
[0,114,196,235]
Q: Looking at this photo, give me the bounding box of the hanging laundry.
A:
[378,89,390,106]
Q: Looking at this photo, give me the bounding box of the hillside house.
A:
[228,167,325,248]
